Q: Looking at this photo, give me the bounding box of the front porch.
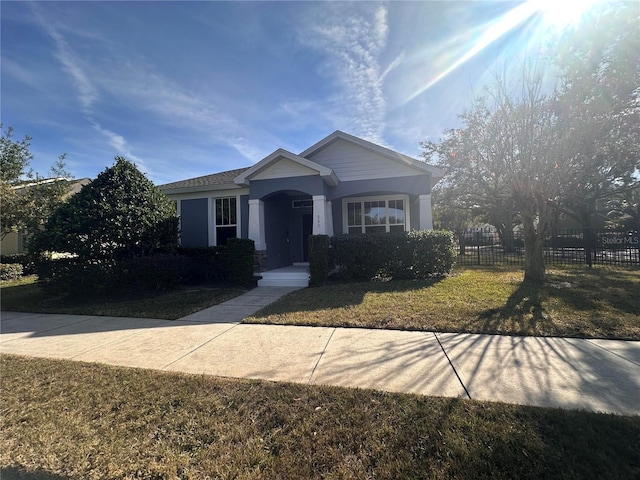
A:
[257,263,310,287]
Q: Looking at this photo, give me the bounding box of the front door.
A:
[301,213,313,261]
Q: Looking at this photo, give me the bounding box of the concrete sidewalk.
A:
[1,287,639,416]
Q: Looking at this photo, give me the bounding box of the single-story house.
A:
[158,131,443,285]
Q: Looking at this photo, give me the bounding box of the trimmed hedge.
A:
[227,238,255,286]
[309,235,331,286]
[0,263,24,281]
[35,250,229,295]
[114,255,192,291]
[35,256,192,295]
[332,230,456,281]
[35,238,258,294]
[36,258,114,295]
[178,246,228,284]
[407,230,457,278]
[332,234,390,280]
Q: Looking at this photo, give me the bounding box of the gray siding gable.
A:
[305,138,426,182]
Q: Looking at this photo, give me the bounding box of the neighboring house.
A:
[158,131,443,282]
[0,177,91,256]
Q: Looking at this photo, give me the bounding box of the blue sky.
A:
[2,1,584,185]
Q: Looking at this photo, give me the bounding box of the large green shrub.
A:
[32,157,179,293]
[32,157,178,261]
[332,230,456,281]
[308,235,331,286]
[227,238,255,286]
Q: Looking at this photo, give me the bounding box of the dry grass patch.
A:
[2,355,639,480]
[247,266,640,339]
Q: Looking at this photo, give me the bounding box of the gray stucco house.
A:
[158,131,443,285]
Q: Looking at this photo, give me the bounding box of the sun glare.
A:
[532,0,597,27]
[401,0,601,106]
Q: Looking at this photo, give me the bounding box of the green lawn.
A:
[0,276,246,320]
[247,266,640,340]
[2,355,639,480]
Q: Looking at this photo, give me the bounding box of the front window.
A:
[215,197,237,245]
[346,196,407,234]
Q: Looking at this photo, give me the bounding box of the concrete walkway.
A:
[1,286,639,416]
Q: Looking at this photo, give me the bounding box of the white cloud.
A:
[299,4,390,144]
[28,4,153,174]
[95,65,266,161]
[90,122,147,170]
[29,5,99,112]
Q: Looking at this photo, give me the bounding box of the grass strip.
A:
[2,355,639,479]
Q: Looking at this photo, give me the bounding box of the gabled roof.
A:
[234,149,339,186]
[300,130,444,183]
[158,167,250,194]
[158,131,443,195]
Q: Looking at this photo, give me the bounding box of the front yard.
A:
[247,266,640,340]
[2,266,639,477]
[2,355,639,480]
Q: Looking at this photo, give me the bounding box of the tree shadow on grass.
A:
[474,267,640,337]
[0,466,70,480]
[476,280,559,336]
[545,268,640,316]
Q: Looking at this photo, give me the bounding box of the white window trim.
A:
[342,194,410,234]
[210,195,241,246]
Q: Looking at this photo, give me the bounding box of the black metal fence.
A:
[455,227,640,267]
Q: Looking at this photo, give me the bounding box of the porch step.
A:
[257,265,310,288]
[258,278,310,287]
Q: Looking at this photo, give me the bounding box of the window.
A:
[345,196,407,234]
[215,197,237,245]
[292,199,313,208]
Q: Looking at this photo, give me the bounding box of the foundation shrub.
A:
[227,238,255,286]
[331,234,392,280]
[36,255,193,295]
[308,235,331,286]
[332,230,456,280]
[35,257,113,294]
[178,246,228,283]
[114,255,191,291]
[408,230,456,278]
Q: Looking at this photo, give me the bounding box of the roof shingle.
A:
[157,167,250,190]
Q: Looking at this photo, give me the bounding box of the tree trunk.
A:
[458,231,466,255]
[522,215,546,282]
